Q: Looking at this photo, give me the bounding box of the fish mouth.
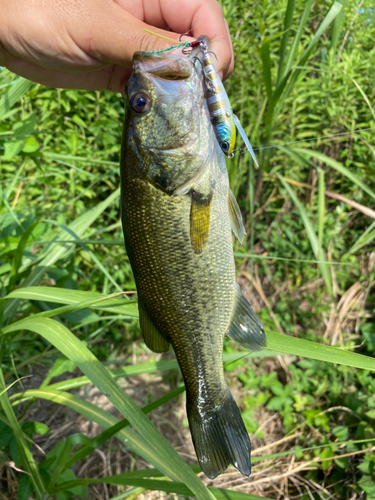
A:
[132,51,193,80]
[141,134,199,153]
[129,48,206,157]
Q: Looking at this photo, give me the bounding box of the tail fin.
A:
[187,385,251,479]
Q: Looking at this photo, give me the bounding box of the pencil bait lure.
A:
[194,36,259,167]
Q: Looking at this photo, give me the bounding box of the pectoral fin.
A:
[228,189,246,243]
[226,284,266,351]
[138,301,170,353]
[190,190,212,254]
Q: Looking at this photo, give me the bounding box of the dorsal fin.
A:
[228,188,246,243]
[226,284,266,351]
[138,301,170,353]
[190,190,212,254]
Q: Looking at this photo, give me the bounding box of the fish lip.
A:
[140,134,200,153]
[132,51,182,62]
[132,51,193,80]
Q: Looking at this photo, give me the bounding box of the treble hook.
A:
[192,56,203,67]
[206,50,218,62]
[179,30,193,42]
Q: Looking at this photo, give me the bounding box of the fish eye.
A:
[130,93,150,113]
[220,141,230,152]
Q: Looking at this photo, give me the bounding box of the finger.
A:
[3,55,132,92]
[70,3,188,69]
[113,0,170,31]
[222,19,234,81]
[159,0,233,80]
[2,0,190,74]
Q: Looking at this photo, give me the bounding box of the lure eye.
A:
[130,93,150,113]
[220,141,230,153]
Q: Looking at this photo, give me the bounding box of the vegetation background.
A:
[1,0,375,499]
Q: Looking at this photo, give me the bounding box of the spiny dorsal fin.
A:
[226,284,266,351]
[190,190,212,254]
[138,301,170,353]
[228,188,246,243]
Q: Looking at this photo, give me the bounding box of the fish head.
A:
[124,50,216,194]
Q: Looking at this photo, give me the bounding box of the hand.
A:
[0,0,234,92]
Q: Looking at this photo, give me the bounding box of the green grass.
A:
[1,0,375,498]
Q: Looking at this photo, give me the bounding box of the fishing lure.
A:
[193,37,259,167]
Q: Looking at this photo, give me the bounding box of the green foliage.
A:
[1,0,375,498]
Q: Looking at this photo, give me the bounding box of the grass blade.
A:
[278,174,333,297]
[12,351,277,394]
[0,76,34,121]
[0,364,46,498]
[317,169,325,259]
[277,1,343,113]
[42,151,118,166]
[53,477,271,500]
[41,220,123,292]
[2,188,120,322]
[8,221,40,291]
[277,0,295,83]
[331,0,347,53]
[5,286,138,317]
[234,252,347,266]
[10,388,171,472]
[262,32,286,102]
[266,330,375,371]
[282,0,314,77]
[345,221,375,256]
[291,148,375,200]
[63,386,185,470]
[297,2,343,69]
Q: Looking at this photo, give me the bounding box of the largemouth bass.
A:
[120,44,266,479]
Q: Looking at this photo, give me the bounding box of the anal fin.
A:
[190,190,212,254]
[226,284,266,350]
[139,301,170,353]
[228,188,246,243]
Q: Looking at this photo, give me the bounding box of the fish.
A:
[120,44,266,479]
